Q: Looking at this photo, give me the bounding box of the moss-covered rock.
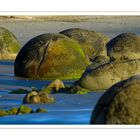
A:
[7,108,18,115]
[17,105,33,114]
[75,59,140,91]
[0,27,21,60]
[0,110,8,116]
[10,88,29,94]
[107,33,140,61]
[60,28,109,60]
[68,85,91,94]
[91,75,140,124]
[23,91,55,104]
[42,79,65,94]
[35,108,47,113]
[14,33,90,80]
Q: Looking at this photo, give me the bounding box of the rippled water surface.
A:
[0,61,103,124]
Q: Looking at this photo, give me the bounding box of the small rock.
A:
[35,108,47,113]
[17,105,33,114]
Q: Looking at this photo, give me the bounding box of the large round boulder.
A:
[60,28,109,60]
[75,59,140,91]
[107,33,140,61]
[91,75,140,124]
[0,27,21,59]
[14,33,90,79]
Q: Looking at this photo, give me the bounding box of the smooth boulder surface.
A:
[75,59,140,91]
[0,27,21,60]
[14,33,90,79]
[60,28,109,60]
[91,75,140,124]
[107,33,140,61]
[83,55,110,75]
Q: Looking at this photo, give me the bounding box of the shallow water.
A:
[0,60,103,124]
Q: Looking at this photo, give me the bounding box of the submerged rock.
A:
[17,105,33,114]
[35,108,47,113]
[0,106,32,117]
[7,108,18,115]
[14,33,90,80]
[91,75,140,124]
[0,110,8,117]
[0,27,21,60]
[60,28,109,60]
[107,33,140,61]
[75,59,140,91]
[0,106,48,117]
[10,88,29,94]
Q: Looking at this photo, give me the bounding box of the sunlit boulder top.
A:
[107,33,140,61]
[60,28,109,60]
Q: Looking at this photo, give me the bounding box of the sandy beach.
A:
[0,16,140,46]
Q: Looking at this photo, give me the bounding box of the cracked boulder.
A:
[107,33,140,61]
[60,28,109,61]
[74,59,140,91]
[14,33,90,79]
[0,27,21,60]
[91,75,140,124]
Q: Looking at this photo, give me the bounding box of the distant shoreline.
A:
[0,15,140,22]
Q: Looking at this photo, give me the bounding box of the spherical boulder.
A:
[107,33,140,61]
[60,28,109,60]
[75,59,140,91]
[14,33,90,79]
[0,27,21,59]
[91,75,140,124]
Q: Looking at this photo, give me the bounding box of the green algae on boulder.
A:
[0,27,21,60]
[91,75,140,124]
[60,28,109,60]
[107,33,140,61]
[75,59,140,91]
[14,33,90,80]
